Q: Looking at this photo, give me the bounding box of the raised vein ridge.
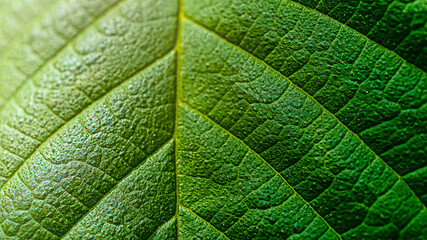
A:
[61,139,174,238]
[288,0,426,71]
[184,16,426,209]
[0,49,174,193]
[0,0,124,112]
[181,102,342,238]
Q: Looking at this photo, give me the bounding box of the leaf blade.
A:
[0,0,425,239]
[0,51,176,238]
[179,19,427,237]
[183,0,427,205]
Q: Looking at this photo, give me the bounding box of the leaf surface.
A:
[0,0,425,239]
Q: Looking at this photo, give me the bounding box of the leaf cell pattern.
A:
[0,0,425,239]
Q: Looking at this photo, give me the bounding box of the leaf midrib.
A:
[182,15,427,210]
[174,0,183,239]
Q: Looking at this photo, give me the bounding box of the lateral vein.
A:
[183,16,427,210]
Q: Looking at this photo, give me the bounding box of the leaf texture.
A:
[0,0,425,239]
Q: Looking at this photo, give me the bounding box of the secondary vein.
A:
[286,0,426,73]
[181,102,343,239]
[183,16,427,210]
[0,49,175,193]
[61,138,174,238]
[0,0,124,114]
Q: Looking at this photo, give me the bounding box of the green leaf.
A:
[0,0,425,239]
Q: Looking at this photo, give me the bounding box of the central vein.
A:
[174,0,184,238]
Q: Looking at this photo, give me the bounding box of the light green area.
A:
[0,0,120,109]
[0,0,425,239]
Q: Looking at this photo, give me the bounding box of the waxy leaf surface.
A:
[0,0,425,239]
